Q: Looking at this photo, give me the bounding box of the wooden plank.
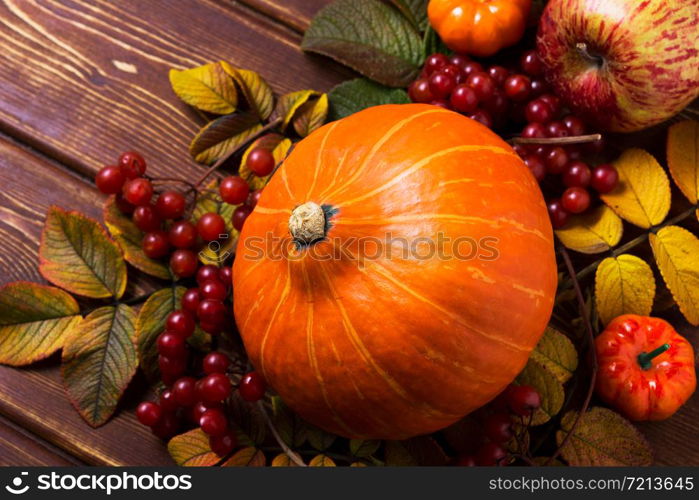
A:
[236,0,332,33]
[0,0,348,181]
[0,415,83,466]
[0,135,173,465]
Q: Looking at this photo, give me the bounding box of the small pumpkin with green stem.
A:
[595,315,696,421]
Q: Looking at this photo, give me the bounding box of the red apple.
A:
[536,0,699,132]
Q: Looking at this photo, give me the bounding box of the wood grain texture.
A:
[0,0,348,181]
[0,415,83,466]
[236,0,332,33]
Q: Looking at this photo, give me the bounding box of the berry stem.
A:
[257,401,307,467]
[193,117,282,190]
[510,133,602,145]
[637,344,671,370]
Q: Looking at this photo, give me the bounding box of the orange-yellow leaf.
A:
[62,304,137,427]
[555,205,623,254]
[309,454,336,466]
[649,225,699,325]
[274,90,319,131]
[103,196,171,280]
[222,446,266,467]
[530,326,578,384]
[601,148,671,228]
[350,461,368,467]
[0,282,81,366]
[40,207,127,299]
[168,428,220,466]
[667,120,699,206]
[239,134,293,190]
[595,254,655,326]
[220,63,274,120]
[190,112,262,165]
[271,453,301,467]
[169,63,237,115]
[293,94,329,137]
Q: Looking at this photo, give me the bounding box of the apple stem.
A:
[511,133,602,145]
[637,343,671,370]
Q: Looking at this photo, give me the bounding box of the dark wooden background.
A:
[0,0,696,466]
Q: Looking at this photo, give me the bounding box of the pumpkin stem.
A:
[637,343,671,370]
[289,202,328,247]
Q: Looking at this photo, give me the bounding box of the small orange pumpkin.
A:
[233,104,557,439]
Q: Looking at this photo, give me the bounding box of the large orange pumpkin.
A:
[233,104,557,439]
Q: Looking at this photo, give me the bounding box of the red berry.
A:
[159,389,178,412]
[503,74,531,102]
[142,230,170,259]
[199,373,232,403]
[585,137,606,155]
[449,84,479,113]
[546,120,569,138]
[563,161,592,188]
[547,199,570,229]
[476,442,507,466]
[246,148,275,177]
[430,99,449,108]
[424,53,448,74]
[197,299,226,325]
[469,109,493,128]
[118,151,147,179]
[170,249,198,278]
[448,54,470,69]
[200,279,227,301]
[157,332,187,358]
[96,165,126,194]
[218,267,232,288]
[520,50,544,76]
[203,352,231,374]
[524,155,546,182]
[246,190,262,208]
[232,205,253,231]
[155,191,186,220]
[506,385,542,416]
[561,187,591,214]
[521,122,546,139]
[484,413,514,443]
[591,164,619,193]
[466,72,495,101]
[158,354,187,378]
[181,288,201,314]
[197,265,220,285]
[529,78,548,98]
[219,176,250,205]
[172,377,198,407]
[487,65,509,86]
[122,178,153,206]
[538,94,561,116]
[441,64,463,83]
[239,372,266,402]
[151,412,179,439]
[197,212,226,241]
[115,193,135,215]
[428,72,456,99]
[189,401,211,424]
[167,310,195,338]
[544,146,569,175]
[169,220,198,249]
[136,401,162,426]
[200,408,228,436]
[461,61,483,77]
[209,431,237,457]
[132,205,162,232]
[525,99,553,124]
[200,321,224,335]
[454,455,477,466]
[482,89,509,117]
[563,115,586,136]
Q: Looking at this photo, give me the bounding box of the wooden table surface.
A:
[0,0,696,466]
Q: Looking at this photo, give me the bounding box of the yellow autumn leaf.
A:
[555,205,623,254]
[595,254,656,326]
[271,453,301,467]
[293,94,329,137]
[275,90,319,130]
[667,120,698,204]
[309,454,336,466]
[601,148,671,228]
[169,63,237,114]
[239,134,293,190]
[649,225,699,325]
[220,62,274,120]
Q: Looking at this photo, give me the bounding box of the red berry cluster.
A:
[455,384,541,466]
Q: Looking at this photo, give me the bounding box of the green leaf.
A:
[302,0,422,87]
[516,358,565,425]
[350,439,381,458]
[169,62,238,115]
[190,112,263,165]
[220,63,274,120]
[103,196,172,280]
[222,447,266,466]
[0,282,81,366]
[62,304,137,427]
[387,0,429,31]
[556,407,653,466]
[40,206,127,299]
[530,326,578,384]
[136,287,186,382]
[307,425,337,451]
[271,397,308,447]
[274,90,320,131]
[168,428,220,466]
[293,94,329,137]
[328,78,411,120]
